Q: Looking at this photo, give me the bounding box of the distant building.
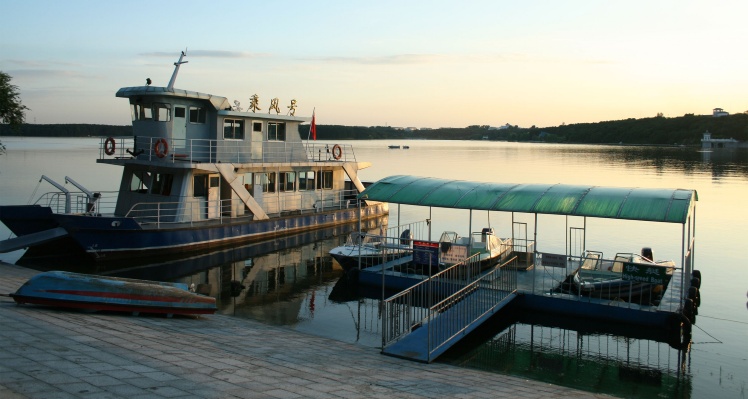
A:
[713,108,729,117]
[488,123,512,130]
[701,130,741,149]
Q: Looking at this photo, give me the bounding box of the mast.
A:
[166,50,188,91]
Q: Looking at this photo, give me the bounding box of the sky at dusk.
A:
[2,0,747,129]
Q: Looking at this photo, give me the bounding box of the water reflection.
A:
[440,310,693,399]
[546,145,748,180]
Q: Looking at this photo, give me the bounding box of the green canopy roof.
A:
[359,175,697,224]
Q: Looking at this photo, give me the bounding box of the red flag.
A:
[310,111,317,140]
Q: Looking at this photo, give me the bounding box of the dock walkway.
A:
[0,262,610,399]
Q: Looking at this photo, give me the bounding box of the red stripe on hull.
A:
[12,295,216,315]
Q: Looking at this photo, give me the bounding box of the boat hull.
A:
[55,202,389,262]
[11,271,216,315]
[330,249,409,271]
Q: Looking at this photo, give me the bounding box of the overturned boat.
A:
[11,271,217,316]
[0,51,388,262]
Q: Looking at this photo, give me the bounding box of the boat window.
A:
[317,170,333,190]
[189,107,206,124]
[267,122,286,141]
[253,122,262,133]
[130,171,150,193]
[152,103,171,122]
[131,104,153,121]
[279,172,296,192]
[299,171,315,191]
[224,118,245,140]
[151,173,174,196]
[193,175,207,197]
[257,172,276,193]
[174,107,186,118]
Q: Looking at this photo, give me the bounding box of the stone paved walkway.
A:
[0,262,613,398]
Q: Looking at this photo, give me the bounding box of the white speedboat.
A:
[329,229,412,271]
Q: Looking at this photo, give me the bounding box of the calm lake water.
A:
[0,137,746,398]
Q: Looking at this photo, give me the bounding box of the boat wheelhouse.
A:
[0,52,388,262]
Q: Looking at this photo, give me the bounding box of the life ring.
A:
[104,137,116,156]
[154,138,169,158]
[332,144,342,160]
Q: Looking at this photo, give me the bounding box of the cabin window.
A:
[317,170,333,190]
[193,175,207,197]
[224,118,245,140]
[189,107,206,124]
[279,172,296,192]
[298,171,315,191]
[267,122,286,141]
[174,107,186,118]
[130,171,150,193]
[153,103,171,122]
[253,122,262,133]
[151,173,174,196]
[131,104,153,121]
[257,172,276,193]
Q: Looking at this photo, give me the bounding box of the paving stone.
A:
[0,262,612,399]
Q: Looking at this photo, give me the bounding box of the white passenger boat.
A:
[0,51,388,262]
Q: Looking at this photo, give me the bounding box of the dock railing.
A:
[382,254,518,362]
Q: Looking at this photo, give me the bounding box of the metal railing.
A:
[123,188,359,228]
[382,254,518,362]
[100,137,358,164]
[34,191,118,215]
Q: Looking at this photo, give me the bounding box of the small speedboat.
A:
[11,271,216,316]
[438,228,513,270]
[330,229,412,271]
[563,248,675,304]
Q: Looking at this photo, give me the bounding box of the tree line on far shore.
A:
[1,112,747,146]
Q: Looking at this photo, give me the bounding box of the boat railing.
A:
[382,253,518,361]
[99,136,358,164]
[123,188,359,227]
[34,191,118,215]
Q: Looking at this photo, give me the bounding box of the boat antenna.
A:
[166,50,188,91]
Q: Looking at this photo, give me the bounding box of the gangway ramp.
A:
[382,256,519,363]
[0,227,68,253]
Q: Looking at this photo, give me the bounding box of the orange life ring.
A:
[104,137,116,156]
[332,144,342,160]
[154,138,169,158]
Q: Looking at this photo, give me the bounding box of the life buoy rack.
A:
[104,137,116,156]
[154,138,169,158]
[332,144,342,160]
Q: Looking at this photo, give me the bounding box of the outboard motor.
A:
[641,247,653,261]
[400,229,412,246]
[481,227,494,242]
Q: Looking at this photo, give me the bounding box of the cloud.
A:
[140,50,269,59]
[5,69,84,79]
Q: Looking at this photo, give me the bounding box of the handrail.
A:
[99,136,358,164]
[382,251,518,361]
